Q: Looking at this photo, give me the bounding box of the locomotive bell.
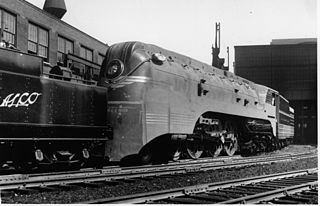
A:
[43,0,67,19]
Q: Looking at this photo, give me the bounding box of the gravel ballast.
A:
[2,145,317,204]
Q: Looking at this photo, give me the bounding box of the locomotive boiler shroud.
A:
[0,47,111,169]
[99,42,293,163]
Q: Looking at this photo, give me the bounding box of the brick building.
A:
[0,0,108,81]
[234,39,317,145]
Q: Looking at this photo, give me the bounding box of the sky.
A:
[26,0,317,72]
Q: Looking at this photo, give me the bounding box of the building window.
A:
[98,53,105,65]
[58,36,73,65]
[28,23,49,60]
[80,46,93,62]
[0,9,16,45]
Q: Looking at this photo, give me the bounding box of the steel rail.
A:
[77,168,317,204]
[219,181,317,204]
[0,151,316,191]
[0,150,315,181]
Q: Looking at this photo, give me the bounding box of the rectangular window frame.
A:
[28,22,49,60]
[80,45,93,62]
[58,35,74,54]
[57,35,74,66]
[0,8,17,45]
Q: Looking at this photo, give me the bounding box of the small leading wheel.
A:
[186,137,204,159]
[223,121,238,156]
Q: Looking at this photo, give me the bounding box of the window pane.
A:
[58,37,64,52]
[3,11,16,34]
[38,45,47,58]
[3,32,14,44]
[66,40,73,54]
[1,10,16,45]
[57,52,63,63]
[28,24,37,42]
[39,28,48,46]
[28,42,37,53]
[86,49,93,61]
[58,36,73,55]
[80,47,85,59]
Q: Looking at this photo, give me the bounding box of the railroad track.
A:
[78,168,318,204]
[0,151,316,193]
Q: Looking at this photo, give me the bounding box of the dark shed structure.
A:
[234,38,317,145]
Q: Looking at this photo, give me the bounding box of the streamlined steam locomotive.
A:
[0,47,111,170]
[99,41,294,164]
[0,40,294,170]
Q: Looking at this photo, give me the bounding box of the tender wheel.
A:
[186,137,204,159]
[223,121,238,156]
[169,140,182,161]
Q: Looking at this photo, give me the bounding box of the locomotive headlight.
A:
[105,59,124,80]
[151,53,166,65]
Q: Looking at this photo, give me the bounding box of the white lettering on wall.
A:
[0,92,42,108]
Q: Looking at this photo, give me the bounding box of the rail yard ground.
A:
[2,144,317,204]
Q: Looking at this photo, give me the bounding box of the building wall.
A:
[0,0,108,66]
[234,44,317,100]
[234,42,317,145]
[290,100,317,145]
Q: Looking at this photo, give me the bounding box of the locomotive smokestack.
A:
[43,0,67,19]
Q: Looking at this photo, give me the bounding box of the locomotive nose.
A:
[100,49,166,86]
